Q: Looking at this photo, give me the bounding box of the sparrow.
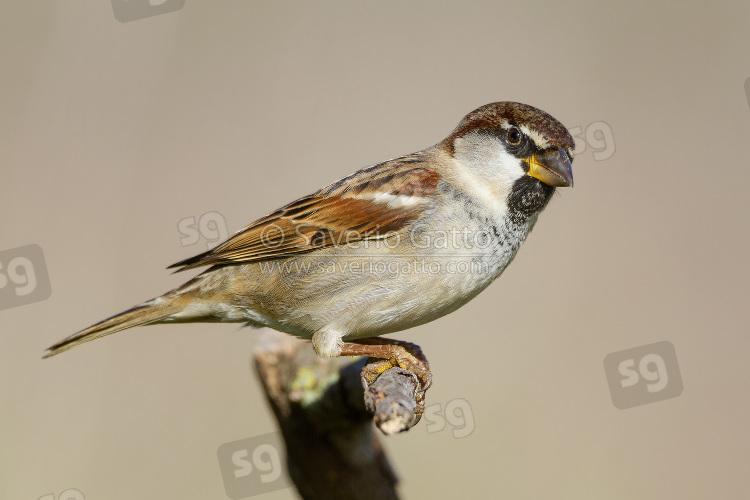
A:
[44,102,574,405]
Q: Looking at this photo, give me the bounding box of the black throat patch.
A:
[507,175,556,223]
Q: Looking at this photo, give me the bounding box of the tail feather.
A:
[43,297,181,359]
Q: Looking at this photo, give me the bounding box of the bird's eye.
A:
[506,127,522,145]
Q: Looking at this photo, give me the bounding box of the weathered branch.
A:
[363,366,423,434]
[251,330,425,500]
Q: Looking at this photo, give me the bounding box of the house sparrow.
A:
[44,102,574,406]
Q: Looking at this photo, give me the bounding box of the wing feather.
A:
[169,156,440,272]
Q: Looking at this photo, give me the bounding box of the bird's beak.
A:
[527,147,574,187]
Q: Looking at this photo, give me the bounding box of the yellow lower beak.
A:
[527,147,574,187]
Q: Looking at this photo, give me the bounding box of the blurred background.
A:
[3,1,750,499]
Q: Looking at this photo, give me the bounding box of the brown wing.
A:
[169,155,440,272]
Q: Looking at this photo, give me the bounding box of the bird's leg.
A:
[338,338,432,414]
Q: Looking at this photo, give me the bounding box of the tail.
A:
[43,296,184,359]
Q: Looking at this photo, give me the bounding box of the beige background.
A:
[3,1,750,499]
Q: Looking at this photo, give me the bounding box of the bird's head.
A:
[442,101,575,220]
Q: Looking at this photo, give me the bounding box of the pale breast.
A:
[231,187,535,340]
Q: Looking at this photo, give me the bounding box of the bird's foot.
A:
[339,338,432,415]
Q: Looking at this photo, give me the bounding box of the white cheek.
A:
[452,135,526,217]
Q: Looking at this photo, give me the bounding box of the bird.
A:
[44,101,574,404]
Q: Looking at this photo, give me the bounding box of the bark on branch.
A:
[251,330,425,500]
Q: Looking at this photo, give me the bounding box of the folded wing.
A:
[169,156,440,272]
